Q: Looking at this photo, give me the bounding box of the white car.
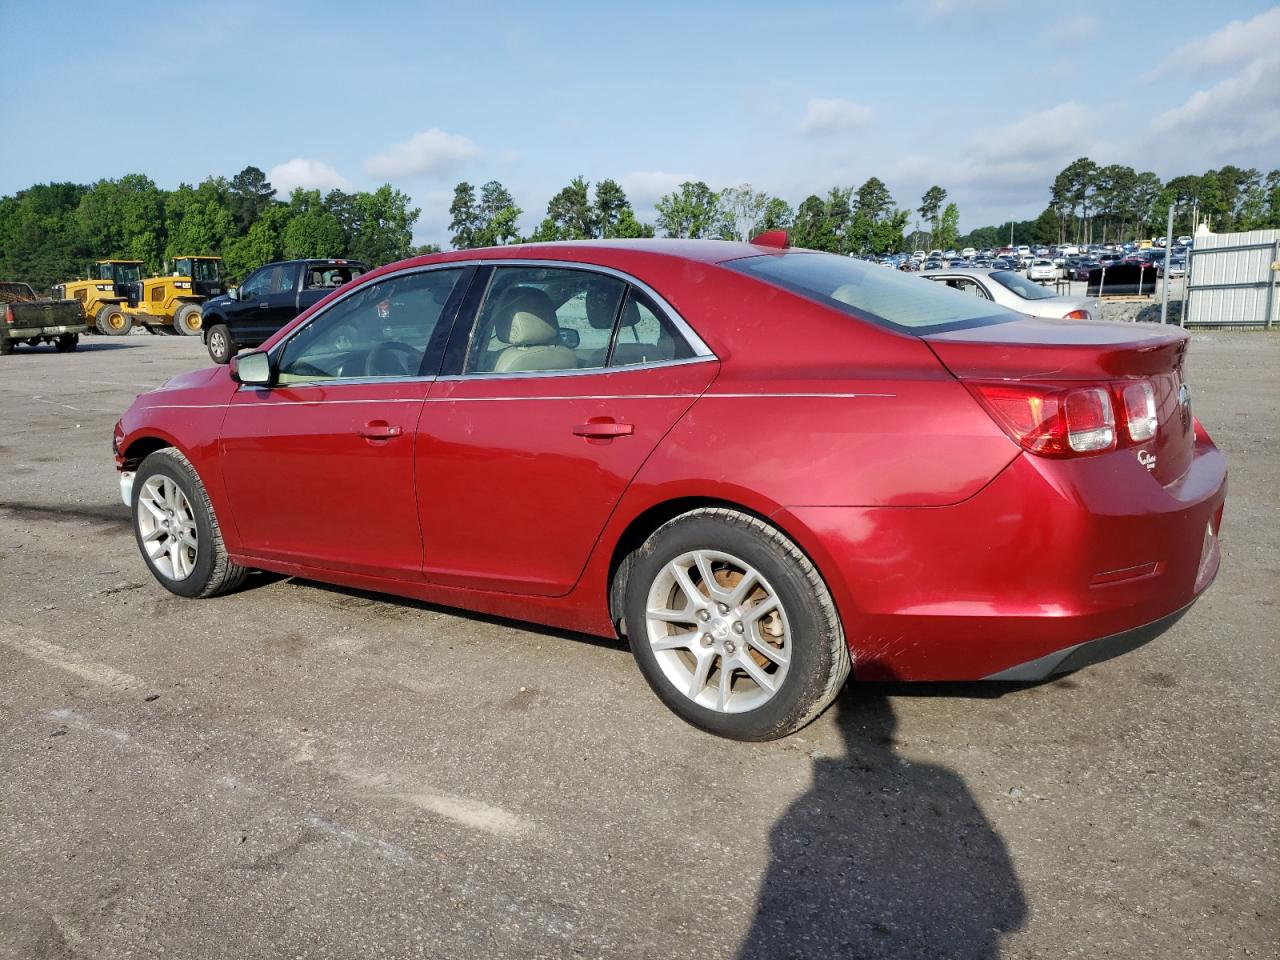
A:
[919,267,1100,322]
[1027,259,1057,281]
[960,247,977,259]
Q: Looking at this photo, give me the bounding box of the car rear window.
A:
[988,270,1058,300]
[727,252,1018,334]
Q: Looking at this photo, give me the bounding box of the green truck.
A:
[0,281,88,354]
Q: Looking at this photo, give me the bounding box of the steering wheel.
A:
[363,339,419,378]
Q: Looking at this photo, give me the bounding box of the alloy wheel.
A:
[644,549,791,713]
[136,475,199,580]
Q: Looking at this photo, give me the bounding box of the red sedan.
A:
[113,237,1226,741]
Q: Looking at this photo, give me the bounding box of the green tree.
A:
[475,180,521,246]
[610,207,654,238]
[282,189,344,259]
[760,197,794,232]
[228,166,276,232]
[935,202,960,252]
[791,195,827,249]
[448,182,481,249]
[655,181,719,238]
[544,175,596,240]
[594,179,630,237]
[348,184,419,266]
[918,185,947,244]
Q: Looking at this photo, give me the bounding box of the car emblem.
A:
[1137,450,1157,472]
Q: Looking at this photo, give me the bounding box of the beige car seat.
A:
[491,288,578,373]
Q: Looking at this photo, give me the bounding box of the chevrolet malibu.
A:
[113,236,1226,741]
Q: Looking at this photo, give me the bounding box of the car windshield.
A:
[191,259,222,283]
[988,270,1058,300]
[728,252,1018,334]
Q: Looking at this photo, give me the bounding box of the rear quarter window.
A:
[728,253,1019,334]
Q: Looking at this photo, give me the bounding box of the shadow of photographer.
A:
[739,687,1026,959]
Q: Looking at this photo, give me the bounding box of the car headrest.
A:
[617,298,642,328]
[494,288,560,345]
[585,285,622,330]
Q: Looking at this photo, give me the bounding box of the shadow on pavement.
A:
[738,688,1025,959]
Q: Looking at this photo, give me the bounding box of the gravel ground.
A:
[0,330,1275,960]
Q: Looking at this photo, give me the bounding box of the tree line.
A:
[5,159,1278,291]
[0,167,424,289]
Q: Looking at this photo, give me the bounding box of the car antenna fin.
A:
[750,229,789,250]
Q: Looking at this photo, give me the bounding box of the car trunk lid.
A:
[924,317,1195,484]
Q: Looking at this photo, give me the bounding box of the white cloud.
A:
[364,128,481,179]
[799,98,874,136]
[903,0,1008,22]
[970,102,1095,164]
[1146,6,1280,80]
[267,158,351,196]
[1147,53,1280,161]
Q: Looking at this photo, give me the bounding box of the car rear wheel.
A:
[206,324,235,364]
[96,304,130,336]
[624,507,850,741]
[132,448,247,599]
[173,303,203,336]
[54,334,78,353]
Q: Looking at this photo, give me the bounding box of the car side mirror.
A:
[558,328,581,349]
[226,286,240,301]
[230,351,273,387]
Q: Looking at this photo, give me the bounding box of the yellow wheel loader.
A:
[55,256,227,336]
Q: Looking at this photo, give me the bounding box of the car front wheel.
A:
[624,507,850,741]
[206,324,235,364]
[132,448,247,598]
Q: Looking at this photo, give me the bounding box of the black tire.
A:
[96,304,130,336]
[131,448,248,599]
[54,334,78,353]
[206,323,235,364]
[173,303,203,337]
[623,507,850,741]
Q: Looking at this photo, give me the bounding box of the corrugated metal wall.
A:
[1185,230,1280,328]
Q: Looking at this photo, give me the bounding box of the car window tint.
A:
[989,271,1056,300]
[463,266,626,374]
[277,269,463,384]
[608,289,695,367]
[940,277,991,301]
[729,252,1018,334]
[240,269,270,299]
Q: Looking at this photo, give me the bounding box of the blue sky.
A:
[2,0,1277,246]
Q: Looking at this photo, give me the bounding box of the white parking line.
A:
[0,625,143,691]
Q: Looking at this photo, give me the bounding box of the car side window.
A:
[239,268,271,300]
[942,278,991,300]
[607,288,695,367]
[463,267,626,374]
[270,266,295,295]
[276,268,463,384]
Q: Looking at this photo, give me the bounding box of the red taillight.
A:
[3,305,13,324]
[967,381,1141,458]
[1063,309,1089,320]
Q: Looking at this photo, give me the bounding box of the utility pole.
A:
[1160,204,1175,326]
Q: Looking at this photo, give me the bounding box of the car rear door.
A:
[218,265,472,579]
[415,264,718,597]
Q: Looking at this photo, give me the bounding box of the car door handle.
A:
[573,420,633,439]
[258,301,270,309]
[357,420,403,440]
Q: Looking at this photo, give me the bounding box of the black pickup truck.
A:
[200,258,367,363]
[1,282,88,355]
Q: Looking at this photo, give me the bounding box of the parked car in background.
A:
[0,281,87,355]
[921,267,1101,321]
[114,237,1224,741]
[1158,258,1187,278]
[1027,259,1057,282]
[1072,260,1103,282]
[200,259,367,363]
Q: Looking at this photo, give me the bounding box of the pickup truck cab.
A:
[201,259,367,363]
[1,282,88,355]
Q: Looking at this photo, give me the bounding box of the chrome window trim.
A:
[435,354,717,382]
[460,258,715,360]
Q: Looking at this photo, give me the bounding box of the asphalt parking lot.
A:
[1,330,1276,960]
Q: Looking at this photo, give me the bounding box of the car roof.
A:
[389,238,778,271]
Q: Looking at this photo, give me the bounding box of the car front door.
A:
[227,266,274,347]
[218,265,472,579]
[415,264,719,597]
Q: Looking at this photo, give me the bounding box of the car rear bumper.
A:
[3,323,89,339]
[780,428,1226,681]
